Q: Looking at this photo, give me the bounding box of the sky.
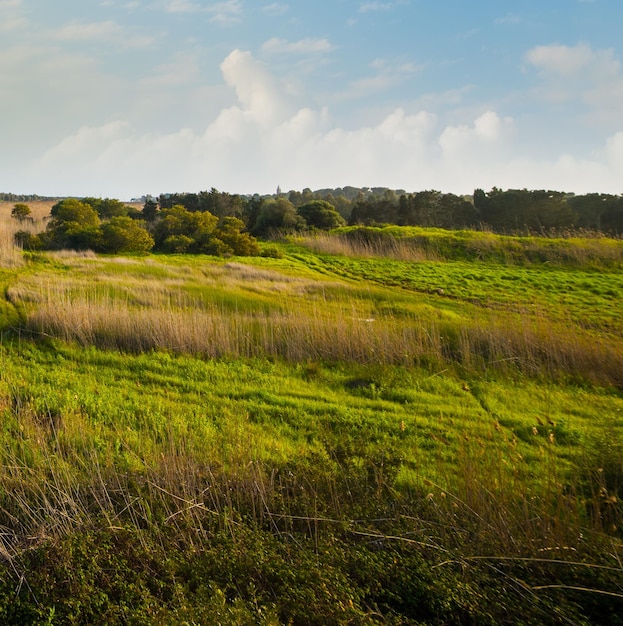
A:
[1,0,623,200]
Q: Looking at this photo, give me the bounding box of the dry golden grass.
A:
[0,199,55,222]
[0,201,51,267]
[10,265,623,387]
[300,231,438,262]
[0,218,25,267]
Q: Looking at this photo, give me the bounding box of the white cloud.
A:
[495,13,521,25]
[525,43,623,127]
[53,20,154,47]
[262,37,335,55]
[55,20,124,40]
[262,2,288,16]
[438,111,516,188]
[140,52,201,87]
[219,49,291,124]
[0,16,26,31]
[359,2,393,12]
[164,0,242,23]
[525,42,615,76]
[16,48,623,198]
[0,0,26,30]
[164,0,200,12]
[338,58,421,100]
[208,0,243,24]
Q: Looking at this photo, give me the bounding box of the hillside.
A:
[0,225,621,624]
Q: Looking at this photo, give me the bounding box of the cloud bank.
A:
[12,45,623,198]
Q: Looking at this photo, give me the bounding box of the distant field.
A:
[0,227,621,624]
[0,199,143,222]
[0,199,56,222]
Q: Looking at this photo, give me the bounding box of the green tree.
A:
[214,217,260,256]
[568,193,623,233]
[142,199,159,223]
[100,217,154,254]
[14,231,43,250]
[252,198,304,236]
[152,205,257,255]
[297,200,346,230]
[46,199,102,250]
[83,197,130,219]
[161,235,194,254]
[153,205,218,250]
[11,203,32,222]
[50,198,100,226]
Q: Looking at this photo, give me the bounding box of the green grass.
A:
[0,228,622,624]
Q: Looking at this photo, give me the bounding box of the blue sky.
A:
[1,0,622,199]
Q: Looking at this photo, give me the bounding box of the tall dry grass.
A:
[300,230,438,262]
[300,228,623,267]
[0,201,49,267]
[0,216,25,268]
[10,279,623,388]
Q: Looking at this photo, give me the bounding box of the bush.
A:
[260,245,284,259]
[161,234,194,254]
[46,199,102,250]
[298,200,346,230]
[100,217,154,254]
[11,203,32,223]
[13,231,43,251]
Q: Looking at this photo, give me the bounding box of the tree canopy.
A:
[297,200,346,230]
[11,203,32,222]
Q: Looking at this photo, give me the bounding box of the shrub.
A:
[260,245,284,259]
[297,200,346,230]
[46,199,102,250]
[100,216,154,254]
[13,231,43,250]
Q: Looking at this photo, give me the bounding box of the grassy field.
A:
[0,218,622,624]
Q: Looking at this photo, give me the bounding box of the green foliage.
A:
[46,199,102,250]
[23,198,150,254]
[50,198,100,227]
[260,245,285,259]
[214,216,260,256]
[82,197,132,219]
[100,216,154,254]
[11,203,31,222]
[161,234,194,253]
[153,205,258,256]
[13,230,43,251]
[141,199,159,223]
[252,197,305,236]
[297,199,346,230]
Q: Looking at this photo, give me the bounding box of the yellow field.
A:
[0,199,57,222]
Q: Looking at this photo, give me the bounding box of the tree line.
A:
[345,188,623,234]
[11,186,623,256]
[150,186,623,234]
[153,186,622,234]
[13,192,346,256]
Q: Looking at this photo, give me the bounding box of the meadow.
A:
[0,212,622,624]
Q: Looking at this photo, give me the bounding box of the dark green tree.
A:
[569,193,623,233]
[252,198,305,236]
[142,199,159,223]
[46,199,102,250]
[83,197,130,219]
[297,200,346,230]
